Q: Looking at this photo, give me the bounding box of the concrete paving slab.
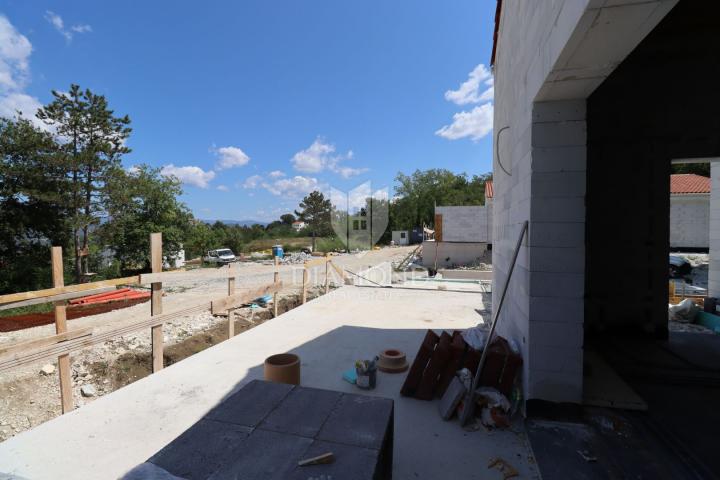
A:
[259,386,341,438]
[316,393,393,450]
[205,379,293,427]
[148,420,252,480]
[0,285,537,480]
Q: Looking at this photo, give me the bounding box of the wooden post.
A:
[273,256,279,317]
[302,266,308,304]
[150,233,163,372]
[227,263,236,338]
[324,254,330,294]
[51,247,73,413]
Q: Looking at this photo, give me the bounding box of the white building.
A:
[291,221,306,232]
[392,230,409,245]
[669,174,709,250]
[421,181,493,268]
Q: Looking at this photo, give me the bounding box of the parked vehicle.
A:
[203,248,236,266]
[669,255,692,278]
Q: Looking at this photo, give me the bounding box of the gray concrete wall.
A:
[421,241,487,269]
[669,194,709,249]
[436,205,488,243]
[493,0,678,403]
[709,163,720,298]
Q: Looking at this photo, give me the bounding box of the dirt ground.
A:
[0,246,415,442]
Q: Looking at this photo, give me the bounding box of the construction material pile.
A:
[281,252,313,265]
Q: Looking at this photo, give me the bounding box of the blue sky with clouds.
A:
[0,0,495,222]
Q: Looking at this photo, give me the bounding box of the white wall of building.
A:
[436,205,489,243]
[392,230,409,245]
[669,194,709,249]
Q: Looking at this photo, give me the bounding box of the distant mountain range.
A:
[202,219,269,227]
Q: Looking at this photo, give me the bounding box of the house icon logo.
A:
[329,182,389,252]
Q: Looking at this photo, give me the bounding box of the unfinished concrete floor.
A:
[0,285,538,479]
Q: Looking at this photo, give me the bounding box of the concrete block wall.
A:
[669,195,709,249]
[435,205,488,243]
[527,100,586,403]
[493,0,591,404]
[709,163,720,298]
[420,241,488,269]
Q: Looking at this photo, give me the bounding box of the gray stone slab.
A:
[205,380,293,427]
[317,393,393,450]
[148,419,252,480]
[207,429,313,480]
[259,386,342,438]
[285,440,380,480]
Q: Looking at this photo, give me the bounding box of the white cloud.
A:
[269,170,285,178]
[444,63,493,105]
[291,139,334,173]
[262,175,322,198]
[216,184,229,192]
[291,138,367,178]
[335,166,369,179]
[0,15,32,92]
[242,174,262,189]
[71,24,92,33]
[161,164,215,188]
[437,63,494,142]
[435,103,494,142]
[214,146,250,170]
[44,11,91,42]
[0,92,41,120]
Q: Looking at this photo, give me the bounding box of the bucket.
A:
[264,353,300,385]
[272,245,284,258]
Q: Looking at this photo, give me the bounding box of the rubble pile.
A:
[281,252,313,265]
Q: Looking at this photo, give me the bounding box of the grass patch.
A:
[0,302,53,318]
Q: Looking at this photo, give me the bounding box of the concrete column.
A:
[526,100,587,404]
[709,162,720,298]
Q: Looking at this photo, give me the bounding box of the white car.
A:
[203,248,236,266]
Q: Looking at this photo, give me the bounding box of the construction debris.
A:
[40,364,56,375]
[298,452,335,466]
[488,457,519,479]
[668,298,701,322]
[281,251,313,264]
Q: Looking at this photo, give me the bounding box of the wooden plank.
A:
[0,328,92,361]
[302,268,308,304]
[0,302,211,372]
[273,257,280,318]
[51,246,73,414]
[227,263,236,338]
[330,261,346,280]
[434,213,443,242]
[211,282,283,315]
[0,286,117,312]
[325,254,330,294]
[0,276,139,306]
[150,233,164,373]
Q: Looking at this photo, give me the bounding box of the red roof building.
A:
[670,174,710,195]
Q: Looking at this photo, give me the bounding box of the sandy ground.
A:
[0,246,415,442]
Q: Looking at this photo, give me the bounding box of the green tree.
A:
[101,165,191,272]
[0,117,71,293]
[295,191,332,251]
[280,213,296,225]
[37,84,131,282]
[391,169,491,230]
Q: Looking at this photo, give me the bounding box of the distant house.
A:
[422,180,493,268]
[392,230,409,246]
[670,174,710,250]
[291,221,306,232]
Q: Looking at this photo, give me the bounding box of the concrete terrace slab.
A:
[0,286,538,480]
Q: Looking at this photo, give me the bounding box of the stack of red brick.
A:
[400,330,521,400]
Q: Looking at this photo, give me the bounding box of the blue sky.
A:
[0,0,495,222]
